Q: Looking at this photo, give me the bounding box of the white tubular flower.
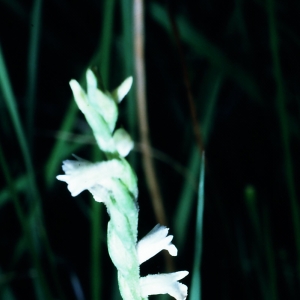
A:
[56,156,128,197]
[56,156,93,196]
[140,271,189,300]
[137,224,178,265]
[137,225,189,299]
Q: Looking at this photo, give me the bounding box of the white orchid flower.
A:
[56,155,137,199]
[137,224,188,300]
[58,156,189,299]
[137,224,178,264]
[140,271,189,300]
[56,157,123,197]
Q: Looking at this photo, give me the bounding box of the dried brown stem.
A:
[133,0,167,226]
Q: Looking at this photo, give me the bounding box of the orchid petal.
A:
[140,271,189,300]
[137,224,177,264]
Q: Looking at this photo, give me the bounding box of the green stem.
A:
[190,152,205,300]
[91,198,102,300]
[91,148,103,300]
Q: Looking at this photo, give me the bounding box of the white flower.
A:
[57,155,189,300]
[140,271,189,300]
[137,224,189,300]
[56,156,126,197]
[137,224,178,265]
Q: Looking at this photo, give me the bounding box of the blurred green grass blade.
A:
[91,147,104,300]
[266,0,300,282]
[244,185,264,294]
[0,44,42,267]
[10,201,67,299]
[0,44,36,194]
[174,146,200,250]
[26,0,42,144]
[0,267,16,300]
[190,152,205,300]
[199,68,222,145]
[45,101,78,187]
[89,0,116,87]
[12,234,27,265]
[1,0,27,19]
[121,0,137,168]
[0,47,64,298]
[150,3,262,103]
[0,143,52,299]
[174,68,220,248]
[245,186,277,299]
[91,198,102,300]
[226,0,250,51]
[1,287,16,300]
[0,174,28,207]
[121,0,134,88]
[0,45,42,249]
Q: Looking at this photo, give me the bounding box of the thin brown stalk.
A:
[133,0,167,226]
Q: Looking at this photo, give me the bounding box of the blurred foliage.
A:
[0,0,300,299]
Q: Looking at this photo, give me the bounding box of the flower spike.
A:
[58,69,189,299]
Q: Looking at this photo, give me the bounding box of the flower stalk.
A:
[57,69,188,299]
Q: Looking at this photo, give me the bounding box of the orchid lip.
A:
[137,224,178,265]
[140,271,189,300]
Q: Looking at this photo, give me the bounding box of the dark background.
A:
[1,0,300,299]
